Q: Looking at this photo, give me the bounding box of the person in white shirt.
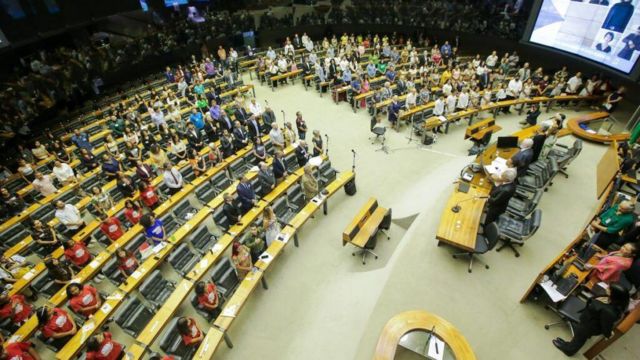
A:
[269,123,285,150]
[405,88,418,109]
[53,161,76,185]
[486,51,498,68]
[433,95,446,134]
[32,172,57,196]
[266,47,276,60]
[507,78,523,100]
[442,81,453,96]
[162,163,183,196]
[55,201,84,235]
[446,92,458,114]
[284,42,294,56]
[566,72,582,94]
[248,99,263,117]
[277,56,288,73]
[456,89,470,111]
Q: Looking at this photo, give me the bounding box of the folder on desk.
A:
[484,157,508,176]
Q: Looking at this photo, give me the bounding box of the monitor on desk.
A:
[497,136,518,149]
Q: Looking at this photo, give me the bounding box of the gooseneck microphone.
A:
[451,196,489,213]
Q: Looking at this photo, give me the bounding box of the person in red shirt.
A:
[66,282,101,317]
[116,249,138,277]
[149,355,174,360]
[177,316,203,346]
[0,294,32,325]
[86,332,124,360]
[138,182,159,209]
[36,306,77,347]
[99,215,125,242]
[63,240,91,268]
[123,199,143,225]
[195,281,220,317]
[0,340,40,360]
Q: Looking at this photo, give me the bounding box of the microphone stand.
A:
[325,134,330,156]
[451,196,489,213]
[351,149,356,173]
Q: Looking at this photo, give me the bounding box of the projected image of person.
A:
[596,32,615,52]
[602,0,634,33]
[591,0,610,5]
[618,26,640,59]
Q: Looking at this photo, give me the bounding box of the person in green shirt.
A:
[195,95,208,111]
[245,225,266,263]
[593,200,636,249]
[376,61,387,76]
[109,116,125,137]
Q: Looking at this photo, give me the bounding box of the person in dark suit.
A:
[222,193,241,225]
[484,168,517,225]
[220,130,235,158]
[296,140,311,167]
[553,283,629,356]
[232,121,249,151]
[508,138,534,178]
[234,106,249,125]
[135,161,155,183]
[531,124,549,162]
[203,117,219,143]
[218,113,234,132]
[236,176,256,214]
[246,115,262,142]
[261,108,276,134]
[272,150,288,184]
[186,123,204,151]
[520,104,541,127]
[258,162,276,196]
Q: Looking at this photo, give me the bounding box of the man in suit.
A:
[508,138,534,178]
[223,193,241,225]
[531,123,549,163]
[261,108,275,133]
[484,168,517,225]
[232,121,249,151]
[296,140,311,167]
[247,115,262,142]
[272,150,288,184]
[186,122,204,151]
[258,162,276,196]
[218,112,234,132]
[234,105,249,125]
[236,176,256,214]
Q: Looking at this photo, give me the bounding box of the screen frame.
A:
[521,0,640,81]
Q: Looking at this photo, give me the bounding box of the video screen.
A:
[187,6,205,23]
[164,0,188,7]
[529,0,640,74]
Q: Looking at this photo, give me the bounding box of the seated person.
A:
[116,249,139,278]
[195,281,220,317]
[519,104,541,127]
[66,282,101,318]
[85,331,124,360]
[0,340,40,359]
[0,293,32,326]
[586,243,636,284]
[592,200,636,249]
[36,306,77,347]
[177,316,204,347]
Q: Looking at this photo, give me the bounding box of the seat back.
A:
[272,196,289,221]
[211,258,239,294]
[287,184,304,208]
[524,209,542,239]
[195,181,216,203]
[189,224,217,253]
[159,214,180,236]
[124,234,146,258]
[212,206,230,232]
[211,172,231,192]
[180,165,195,183]
[229,158,246,179]
[380,208,392,230]
[483,222,500,252]
[284,153,299,172]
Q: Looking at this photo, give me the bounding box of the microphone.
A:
[351,149,355,154]
[451,196,489,213]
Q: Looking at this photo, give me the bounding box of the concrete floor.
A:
[210,75,640,360]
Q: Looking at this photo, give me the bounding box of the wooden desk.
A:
[342,197,378,246]
[192,327,226,359]
[436,185,488,252]
[350,207,388,248]
[464,117,502,141]
[374,310,476,360]
[566,111,628,143]
[214,269,264,330]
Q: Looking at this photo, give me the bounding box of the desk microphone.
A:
[451,196,489,213]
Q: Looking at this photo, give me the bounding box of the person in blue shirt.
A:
[194,82,205,96]
[385,66,396,82]
[236,176,256,214]
[165,67,175,83]
[101,154,121,180]
[189,108,205,130]
[342,69,352,85]
[603,0,634,33]
[141,214,165,246]
[71,130,93,151]
[366,62,376,78]
[209,100,221,120]
[441,41,452,60]
[350,76,362,106]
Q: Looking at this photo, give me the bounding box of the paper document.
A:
[221,304,239,318]
[427,335,445,360]
[539,279,568,303]
[259,253,273,264]
[484,157,508,176]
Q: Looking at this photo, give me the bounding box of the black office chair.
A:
[544,295,587,336]
[548,139,583,178]
[495,209,542,257]
[370,116,388,154]
[452,222,499,273]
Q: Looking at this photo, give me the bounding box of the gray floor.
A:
[211,75,640,360]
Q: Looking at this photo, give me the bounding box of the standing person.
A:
[63,239,91,269]
[53,161,76,185]
[553,283,629,356]
[162,163,183,196]
[296,111,308,140]
[231,241,252,279]
[586,243,637,284]
[32,219,61,254]
[245,225,266,262]
[311,130,323,156]
[0,293,32,325]
[138,182,159,209]
[301,164,319,201]
[32,172,57,196]
[272,151,288,184]
[99,214,125,242]
[90,186,114,216]
[258,162,276,196]
[530,124,549,162]
[388,96,402,130]
[116,249,138,278]
[54,201,85,236]
[484,168,517,225]
[262,206,281,247]
[135,161,154,183]
[140,214,166,246]
[296,140,311,167]
[236,176,256,214]
[223,193,242,225]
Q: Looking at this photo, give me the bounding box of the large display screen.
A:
[529,0,640,74]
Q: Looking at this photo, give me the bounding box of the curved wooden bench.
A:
[566,111,629,143]
[374,310,476,360]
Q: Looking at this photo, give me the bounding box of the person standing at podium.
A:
[484,168,517,225]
